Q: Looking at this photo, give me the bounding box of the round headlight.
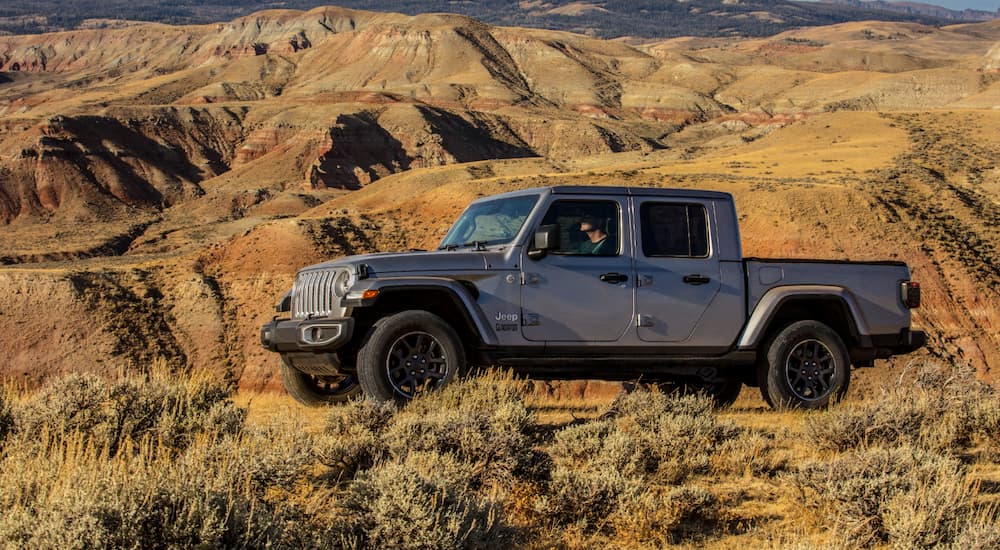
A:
[333,270,353,297]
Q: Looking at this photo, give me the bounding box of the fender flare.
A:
[347,276,498,346]
[737,285,870,349]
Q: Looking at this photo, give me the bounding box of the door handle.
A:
[683,274,711,285]
[600,272,629,284]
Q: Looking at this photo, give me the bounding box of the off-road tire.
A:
[658,380,743,408]
[357,310,465,403]
[761,320,850,409]
[279,355,362,406]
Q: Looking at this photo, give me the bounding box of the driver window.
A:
[539,200,620,256]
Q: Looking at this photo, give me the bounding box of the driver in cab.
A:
[578,216,614,255]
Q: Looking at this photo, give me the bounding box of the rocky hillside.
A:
[1,8,999,390]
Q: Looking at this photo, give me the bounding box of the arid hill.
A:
[1,7,999,391]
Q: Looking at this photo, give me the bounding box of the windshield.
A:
[439,195,539,249]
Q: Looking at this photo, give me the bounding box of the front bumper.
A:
[260,317,354,353]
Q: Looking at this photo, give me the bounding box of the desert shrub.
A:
[14,373,108,433]
[882,473,973,549]
[806,363,998,454]
[966,387,1000,459]
[322,371,536,490]
[549,390,735,485]
[535,389,730,541]
[548,421,650,475]
[608,386,716,420]
[710,429,787,477]
[215,424,318,494]
[947,521,1000,550]
[538,467,721,545]
[795,446,972,547]
[401,369,529,417]
[385,370,535,486]
[328,397,397,436]
[384,405,532,488]
[13,371,245,453]
[613,486,720,544]
[0,370,354,549]
[0,431,312,549]
[665,487,720,534]
[317,399,396,481]
[336,453,516,549]
[536,466,644,531]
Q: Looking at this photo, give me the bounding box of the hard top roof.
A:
[470,185,733,201]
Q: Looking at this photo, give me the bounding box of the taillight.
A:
[901,281,921,309]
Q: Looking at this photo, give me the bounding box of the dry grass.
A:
[1,363,998,548]
[805,363,1000,455]
[794,446,972,547]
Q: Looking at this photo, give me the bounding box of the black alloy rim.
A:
[784,339,837,401]
[385,331,449,397]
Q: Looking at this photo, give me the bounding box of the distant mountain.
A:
[821,0,999,22]
[0,0,995,39]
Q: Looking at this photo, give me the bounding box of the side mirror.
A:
[528,224,559,261]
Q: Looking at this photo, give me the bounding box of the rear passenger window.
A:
[641,203,709,258]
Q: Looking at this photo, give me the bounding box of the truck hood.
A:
[303,248,515,275]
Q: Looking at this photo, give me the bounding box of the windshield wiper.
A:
[439,241,490,251]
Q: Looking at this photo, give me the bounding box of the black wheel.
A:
[357,310,465,402]
[658,379,743,408]
[279,355,362,406]
[761,320,850,409]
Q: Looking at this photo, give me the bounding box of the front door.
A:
[520,196,634,342]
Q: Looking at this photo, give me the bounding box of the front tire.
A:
[280,356,362,406]
[357,310,465,403]
[760,320,850,409]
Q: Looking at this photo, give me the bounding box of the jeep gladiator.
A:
[261,185,925,408]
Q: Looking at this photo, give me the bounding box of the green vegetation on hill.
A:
[0,0,969,38]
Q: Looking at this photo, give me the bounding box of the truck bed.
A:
[743,258,912,340]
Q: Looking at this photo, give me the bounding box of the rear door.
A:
[633,198,722,342]
[520,195,634,342]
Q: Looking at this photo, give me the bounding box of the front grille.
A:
[292,270,339,319]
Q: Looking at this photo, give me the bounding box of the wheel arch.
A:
[739,286,868,352]
[349,277,496,354]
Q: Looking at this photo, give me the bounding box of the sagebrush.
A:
[2,363,998,549]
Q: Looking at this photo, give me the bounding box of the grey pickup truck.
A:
[261,185,925,408]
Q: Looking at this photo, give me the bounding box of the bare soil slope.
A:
[1,8,998,390]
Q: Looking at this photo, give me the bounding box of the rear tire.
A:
[760,320,850,409]
[279,356,362,406]
[357,310,465,403]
